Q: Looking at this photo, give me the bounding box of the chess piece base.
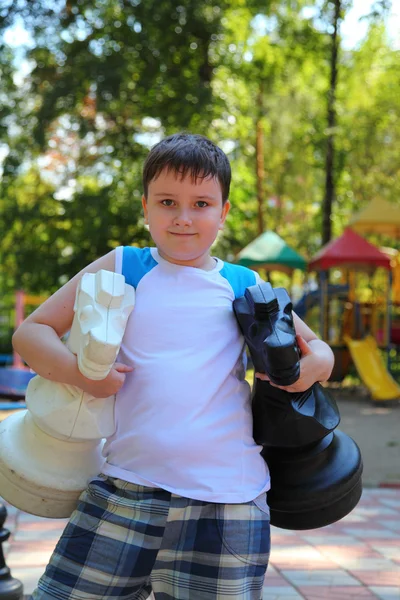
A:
[264,430,363,530]
[0,411,105,518]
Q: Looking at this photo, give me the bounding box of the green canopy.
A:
[236,231,307,273]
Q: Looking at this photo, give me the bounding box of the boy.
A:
[13,133,334,599]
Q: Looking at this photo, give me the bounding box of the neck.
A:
[157,249,216,271]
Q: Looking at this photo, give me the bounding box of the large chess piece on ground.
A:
[233,283,363,530]
[0,270,135,519]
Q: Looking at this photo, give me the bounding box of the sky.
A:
[340,0,400,49]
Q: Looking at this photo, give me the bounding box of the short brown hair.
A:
[142,132,231,204]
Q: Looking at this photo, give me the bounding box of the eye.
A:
[196,200,208,208]
[161,199,175,206]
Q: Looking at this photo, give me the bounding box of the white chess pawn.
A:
[0,270,135,518]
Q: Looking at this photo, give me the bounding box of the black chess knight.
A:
[233,282,363,530]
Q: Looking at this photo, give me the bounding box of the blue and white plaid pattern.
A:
[32,475,270,599]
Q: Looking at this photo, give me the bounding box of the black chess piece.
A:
[0,503,23,599]
[233,282,363,530]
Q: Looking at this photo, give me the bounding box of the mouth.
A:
[168,232,196,237]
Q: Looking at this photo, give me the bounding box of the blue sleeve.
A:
[122,247,157,288]
[219,262,258,299]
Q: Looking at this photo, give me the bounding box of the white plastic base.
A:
[0,408,106,518]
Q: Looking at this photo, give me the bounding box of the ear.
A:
[141,195,148,224]
[219,200,230,230]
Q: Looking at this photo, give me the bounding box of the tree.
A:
[0,0,237,291]
[321,0,343,245]
[336,21,400,239]
[210,1,330,258]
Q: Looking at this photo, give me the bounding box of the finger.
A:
[255,372,270,381]
[114,363,134,373]
[296,335,313,356]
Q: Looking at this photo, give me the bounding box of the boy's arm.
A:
[255,311,334,392]
[12,250,132,398]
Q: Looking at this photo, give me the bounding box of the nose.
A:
[173,208,192,227]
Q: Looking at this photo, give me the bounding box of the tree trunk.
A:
[322,0,341,245]
[256,81,265,236]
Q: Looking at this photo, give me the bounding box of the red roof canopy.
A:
[308,228,391,271]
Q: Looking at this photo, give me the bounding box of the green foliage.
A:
[8,0,238,141]
[337,24,400,226]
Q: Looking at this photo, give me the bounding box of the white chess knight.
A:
[0,270,135,518]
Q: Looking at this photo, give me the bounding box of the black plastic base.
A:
[0,578,24,600]
[264,429,363,530]
[268,475,362,530]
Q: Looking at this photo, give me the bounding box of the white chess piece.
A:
[0,270,135,518]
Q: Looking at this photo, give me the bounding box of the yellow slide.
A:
[344,335,400,402]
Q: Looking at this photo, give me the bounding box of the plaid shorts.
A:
[32,475,270,600]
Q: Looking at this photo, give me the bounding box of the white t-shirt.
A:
[102,246,270,503]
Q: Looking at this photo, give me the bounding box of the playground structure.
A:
[235,206,400,402]
[305,228,400,401]
[344,336,400,402]
[349,197,400,238]
[236,230,307,275]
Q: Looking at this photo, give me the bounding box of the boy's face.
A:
[142,168,230,269]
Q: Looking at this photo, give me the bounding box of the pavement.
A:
[1,388,400,599]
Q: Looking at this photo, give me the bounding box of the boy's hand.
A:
[75,362,133,398]
[255,335,319,393]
